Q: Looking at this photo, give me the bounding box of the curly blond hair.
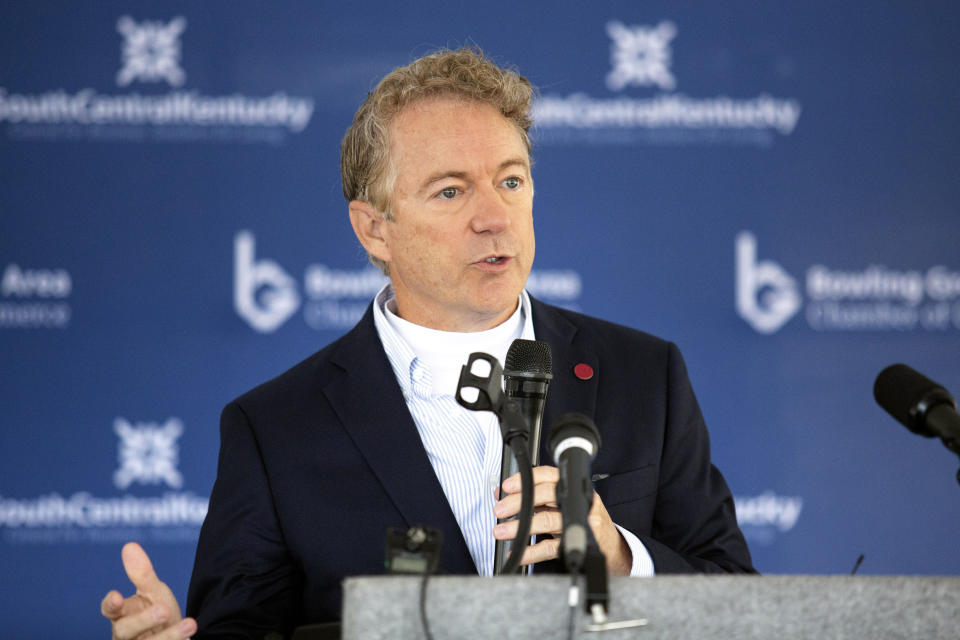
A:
[340,47,534,274]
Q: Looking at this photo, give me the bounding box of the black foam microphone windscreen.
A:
[874,363,956,437]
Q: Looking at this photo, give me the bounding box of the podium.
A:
[342,575,959,639]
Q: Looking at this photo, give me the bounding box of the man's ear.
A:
[348,200,391,264]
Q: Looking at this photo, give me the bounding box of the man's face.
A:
[373,98,535,331]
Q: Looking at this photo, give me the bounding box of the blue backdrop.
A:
[3,2,959,635]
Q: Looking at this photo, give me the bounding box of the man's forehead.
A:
[388,97,529,165]
[395,95,521,133]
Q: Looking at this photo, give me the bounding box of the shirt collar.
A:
[372,284,535,399]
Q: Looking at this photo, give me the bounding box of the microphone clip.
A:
[456,352,529,444]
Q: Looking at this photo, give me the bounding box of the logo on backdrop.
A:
[234,231,302,333]
[113,418,185,490]
[0,417,207,545]
[606,20,677,91]
[734,491,803,546]
[533,20,802,147]
[233,230,585,333]
[116,15,187,87]
[736,231,960,333]
[735,233,802,334]
[0,263,72,329]
[0,15,314,144]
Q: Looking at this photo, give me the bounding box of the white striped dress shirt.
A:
[371,284,653,577]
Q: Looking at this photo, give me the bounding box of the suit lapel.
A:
[322,306,476,575]
[531,298,600,463]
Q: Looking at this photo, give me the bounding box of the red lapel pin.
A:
[573,363,594,380]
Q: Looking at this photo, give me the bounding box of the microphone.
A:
[504,339,553,466]
[494,338,552,575]
[874,364,960,452]
[549,412,601,573]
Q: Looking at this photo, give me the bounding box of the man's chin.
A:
[466,293,523,330]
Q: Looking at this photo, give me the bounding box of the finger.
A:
[121,542,163,595]
[102,591,152,623]
[587,492,620,541]
[112,604,170,640]
[119,614,197,640]
[586,492,632,573]
[589,491,609,517]
[494,482,558,519]
[100,590,124,619]
[501,466,559,494]
[531,508,563,536]
[150,617,198,640]
[493,508,562,540]
[517,537,561,566]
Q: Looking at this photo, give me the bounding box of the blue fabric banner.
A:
[2,2,959,635]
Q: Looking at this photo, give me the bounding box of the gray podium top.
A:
[342,575,959,639]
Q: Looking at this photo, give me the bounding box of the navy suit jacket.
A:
[186,298,754,637]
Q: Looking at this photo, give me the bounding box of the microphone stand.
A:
[456,352,535,576]
[569,532,650,633]
[583,544,609,624]
[560,520,609,623]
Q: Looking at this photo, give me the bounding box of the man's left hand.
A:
[493,465,632,575]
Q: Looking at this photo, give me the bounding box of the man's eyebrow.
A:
[496,157,531,173]
[419,170,468,192]
[418,158,530,193]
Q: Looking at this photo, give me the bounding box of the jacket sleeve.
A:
[186,401,303,638]
[637,342,755,574]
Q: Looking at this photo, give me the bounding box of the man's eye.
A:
[503,177,521,189]
[440,187,458,199]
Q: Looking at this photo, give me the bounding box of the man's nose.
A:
[469,185,511,234]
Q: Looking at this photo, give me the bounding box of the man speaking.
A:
[101,47,753,639]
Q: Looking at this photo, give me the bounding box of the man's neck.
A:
[390,299,519,333]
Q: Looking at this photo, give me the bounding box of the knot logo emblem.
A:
[113,417,185,490]
[736,232,802,334]
[116,15,187,87]
[605,20,678,91]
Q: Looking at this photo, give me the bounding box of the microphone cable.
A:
[499,435,534,575]
[419,567,435,640]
